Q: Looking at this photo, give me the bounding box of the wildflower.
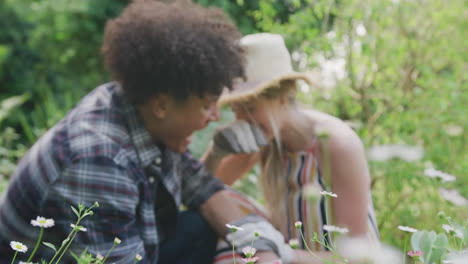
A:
[367,144,423,162]
[439,188,468,206]
[70,224,87,232]
[254,231,260,237]
[444,125,463,137]
[10,241,28,253]
[320,190,338,198]
[242,246,257,258]
[289,238,299,249]
[114,237,121,245]
[337,236,403,264]
[443,224,465,239]
[294,221,302,229]
[323,225,349,234]
[28,217,54,262]
[242,256,259,264]
[424,168,456,182]
[398,226,418,233]
[135,254,143,261]
[443,250,468,264]
[31,216,55,228]
[437,211,447,219]
[408,250,424,257]
[303,184,321,201]
[226,224,243,233]
[96,254,104,260]
[442,224,455,234]
[356,23,367,37]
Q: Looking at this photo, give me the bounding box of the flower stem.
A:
[299,229,322,261]
[55,229,79,264]
[27,227,44,262]
[101,243,117,264]
[48,229,75,264]
[10,251,18,264]
[232,232,236,264]
[403,234,409,264]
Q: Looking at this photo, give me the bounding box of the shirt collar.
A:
[116,85,163,168]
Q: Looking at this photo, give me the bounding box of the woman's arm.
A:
[202,152,260,185]
[254,250,333,264]
[319,123,372,237]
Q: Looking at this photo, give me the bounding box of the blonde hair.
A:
[256,80,300,229]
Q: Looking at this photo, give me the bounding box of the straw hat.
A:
[219,33,312,105]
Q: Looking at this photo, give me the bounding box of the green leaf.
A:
[0,93,30,124]
[71,206,79,218]
[429,233,449,264]
[411,231,423,250]
[62,237,70,247]
[42,242,57,252]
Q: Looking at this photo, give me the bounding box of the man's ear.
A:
[149,95,170,119]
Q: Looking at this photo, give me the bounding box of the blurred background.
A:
[0,0,466,255]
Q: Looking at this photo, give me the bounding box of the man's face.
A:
[151,94,220,152]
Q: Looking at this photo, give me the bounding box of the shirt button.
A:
[155,157,162,165]
[148,176,155,183]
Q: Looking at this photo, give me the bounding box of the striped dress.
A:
[213,149,379,263]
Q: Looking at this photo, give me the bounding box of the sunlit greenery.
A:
[1,0,466,262]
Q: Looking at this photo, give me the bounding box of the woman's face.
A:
[231,98,283,141]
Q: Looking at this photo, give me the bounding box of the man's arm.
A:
[48,157,150,263]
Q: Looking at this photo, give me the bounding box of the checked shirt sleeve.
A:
[46,156,149,263]
[179,152,225,209]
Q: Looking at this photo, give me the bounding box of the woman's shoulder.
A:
[305,110,364,155]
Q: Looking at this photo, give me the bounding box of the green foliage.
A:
[411,230,448,264]
[0,0,466,259]
[0,93,30,124]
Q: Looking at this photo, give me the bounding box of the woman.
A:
[203,33,379,264]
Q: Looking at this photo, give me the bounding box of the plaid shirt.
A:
[0,83,225,263]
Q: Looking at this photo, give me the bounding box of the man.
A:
[0,1,294,263]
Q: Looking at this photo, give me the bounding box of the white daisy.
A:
[31,216,55,228]
[444,125,463,137]
[70,224,87,232]
[443,250,468,264]
[321,190,338,198]
[289,238,299,249]
[443,225,465,239]
[439,188,468,206]
[294,221,302,229]
[114,237,121,244]
[323,224,349,234]
[337,236,403,264]
[136,254,143,261]
[424,168,456,182]
[226,224,243,232]
[10,241,28,253]
[398,225,418,233]
[367,144,423,162]
[242,246,257,258]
